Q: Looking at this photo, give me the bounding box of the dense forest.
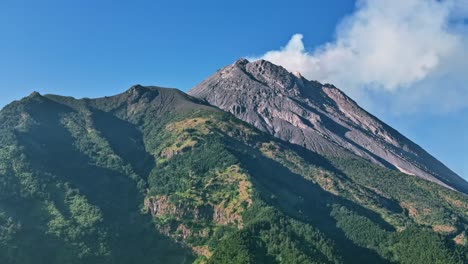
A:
[0,86,466,263]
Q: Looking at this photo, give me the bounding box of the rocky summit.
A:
[190,59,468,194]
[0,61,467,264]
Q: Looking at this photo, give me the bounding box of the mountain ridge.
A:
[189,58,468,194]
[0,65,467,263]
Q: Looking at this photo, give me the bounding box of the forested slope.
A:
[0,86,466,263]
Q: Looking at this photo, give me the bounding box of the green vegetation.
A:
[209,204,342,264]
[0,93,193,263]
[0,88,466,263]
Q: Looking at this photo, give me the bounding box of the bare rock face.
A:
[189,59,468,194]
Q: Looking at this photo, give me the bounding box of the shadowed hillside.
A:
[0,85,466,263]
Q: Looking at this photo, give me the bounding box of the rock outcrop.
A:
[189,59,468,194]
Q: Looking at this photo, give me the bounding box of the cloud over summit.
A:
[252,0,468,113]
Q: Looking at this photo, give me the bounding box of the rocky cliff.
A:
[189,59,468,194]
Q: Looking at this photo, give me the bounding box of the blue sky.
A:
[1,0,467,180]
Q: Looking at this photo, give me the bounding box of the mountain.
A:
[189,59,468,194]
[0,80,467,262]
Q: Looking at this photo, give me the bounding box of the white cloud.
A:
[251,0,468,113]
